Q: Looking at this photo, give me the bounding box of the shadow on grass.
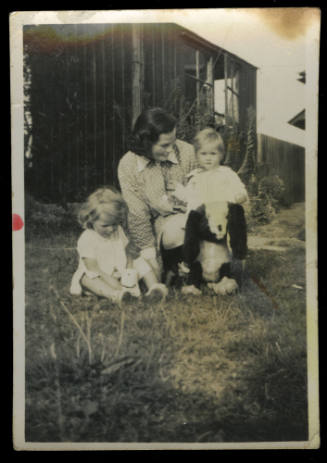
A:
[25,324,308,443]
[25,290,308,443]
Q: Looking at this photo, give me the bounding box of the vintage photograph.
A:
[11,9,320,449]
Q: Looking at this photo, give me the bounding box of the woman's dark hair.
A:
[128,107,177,159]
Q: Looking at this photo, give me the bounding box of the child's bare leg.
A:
[133,256,168,302]
[142,269,159,290]
[80,275,120,301]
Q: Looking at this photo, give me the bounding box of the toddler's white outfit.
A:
[173,166,249,211]
[70,226,151,296]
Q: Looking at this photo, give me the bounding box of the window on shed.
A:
[214,53,240,127]
[226,59,240,124]
[181,42,213,111]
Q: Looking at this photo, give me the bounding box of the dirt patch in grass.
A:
[248,202,305,251]
[24,210,308,443]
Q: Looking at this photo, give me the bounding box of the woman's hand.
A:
[172,183,189,203]
[155,195,177,216]
[173,203,187,214]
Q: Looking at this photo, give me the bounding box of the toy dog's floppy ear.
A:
[182,205,206,265]
[227,203,247,260]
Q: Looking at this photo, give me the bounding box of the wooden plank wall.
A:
[142,24,179,111]
[24,23,257,203]
[25,24,133,203]
[257,133,305,203]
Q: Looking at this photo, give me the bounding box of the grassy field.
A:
[24,205,308,443]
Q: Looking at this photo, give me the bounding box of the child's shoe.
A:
[181,285,202,296]
[118,288,140,306]
[144,283,168,304]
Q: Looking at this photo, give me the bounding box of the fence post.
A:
[257,132,263,164]
[224,52,228,122]
[195,50,200,111]
[256,132,265,178]
[206,56,214,115]
[132,24,144,128]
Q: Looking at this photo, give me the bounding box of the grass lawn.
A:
[24,205,308,443]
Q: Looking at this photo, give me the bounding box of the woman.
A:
[118,107,196,279]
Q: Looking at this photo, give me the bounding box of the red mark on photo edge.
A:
[12,214,24,231]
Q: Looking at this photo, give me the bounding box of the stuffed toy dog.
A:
[161,200,247,295]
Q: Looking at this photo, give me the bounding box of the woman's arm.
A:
[118,156,157,252]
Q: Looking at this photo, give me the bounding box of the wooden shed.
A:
[23,23,257,203]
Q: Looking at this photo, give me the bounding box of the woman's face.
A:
[151,129,176,162]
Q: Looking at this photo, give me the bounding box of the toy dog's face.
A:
[205,201,229,241]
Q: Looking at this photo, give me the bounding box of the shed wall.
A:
[25,24,134,202]
[24,23,257,203]
[257,133,305,203]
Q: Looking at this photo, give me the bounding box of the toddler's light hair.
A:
[78,187,127,230]
[193,127,225,161]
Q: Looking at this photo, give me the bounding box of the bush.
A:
[25,193,80,239]
[250,197,276,225]
[249,175,286,225]
[258,175,286,206]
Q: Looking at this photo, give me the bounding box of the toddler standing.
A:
[70,188,167,305]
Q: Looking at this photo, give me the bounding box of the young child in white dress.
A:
[70,187,167,305]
